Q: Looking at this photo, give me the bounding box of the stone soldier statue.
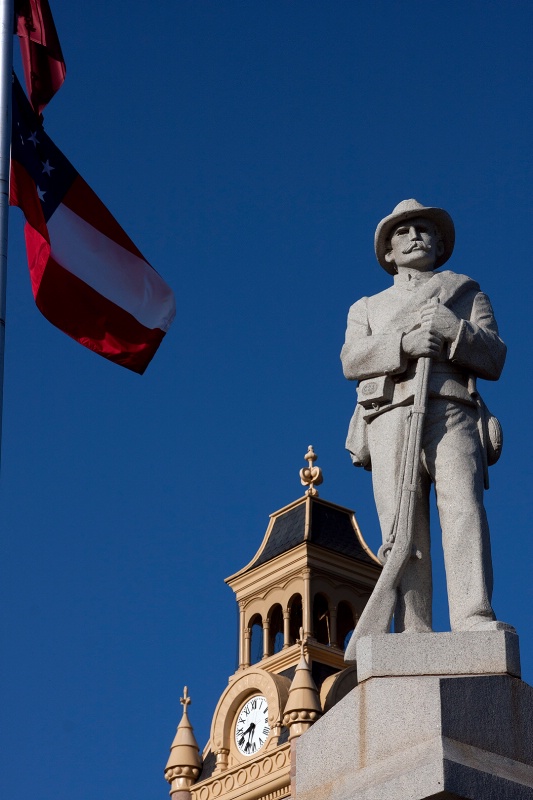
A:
[341,199,510,634]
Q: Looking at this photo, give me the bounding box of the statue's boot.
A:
[461,616,516,634]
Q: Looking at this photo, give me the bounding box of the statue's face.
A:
[385,216,444,272]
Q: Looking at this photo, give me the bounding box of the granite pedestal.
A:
[295,632,533,800]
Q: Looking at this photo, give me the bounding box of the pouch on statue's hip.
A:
[345,404,371,470]
[356,376,395,408]
[478,398,503,468]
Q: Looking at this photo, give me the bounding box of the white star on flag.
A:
[36,186,46,201]
[41,160,54,176]
[28,131,39,146]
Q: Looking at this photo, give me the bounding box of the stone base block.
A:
[295,672,533,800]
[355,631,521,683]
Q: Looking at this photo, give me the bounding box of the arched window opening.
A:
[313,593,330,645]
[268,604,284,655]
[288,594,303,645]
[250,614,263,664]
[337,601,355,650]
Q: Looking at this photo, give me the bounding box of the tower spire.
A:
[282,628,322,740]
[165,687,202,798]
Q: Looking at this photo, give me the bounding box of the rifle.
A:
[345,353,432,662]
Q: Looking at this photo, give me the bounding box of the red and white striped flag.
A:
[10,76,176,374]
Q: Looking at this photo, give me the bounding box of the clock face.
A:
[234,694,270,756]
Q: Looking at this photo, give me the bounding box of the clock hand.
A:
[238,723,252,748]
[238,722,257,751]
[245,723,256,752]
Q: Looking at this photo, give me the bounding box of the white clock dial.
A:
[234,694,270,756]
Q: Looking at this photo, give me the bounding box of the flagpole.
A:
[0,0,13,466]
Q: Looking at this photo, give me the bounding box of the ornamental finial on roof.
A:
[296,626,306,657]
[300,445,323,496]
[181,686,191,710]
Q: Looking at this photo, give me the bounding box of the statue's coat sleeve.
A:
[448,292,506,380]
[340,296,408,381]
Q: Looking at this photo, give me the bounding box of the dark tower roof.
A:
[235,494,380,576]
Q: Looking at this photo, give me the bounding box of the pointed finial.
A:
[296,626,306,658]
[299,445,323,496]
[181,686,191,711]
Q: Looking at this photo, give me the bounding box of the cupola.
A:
[226,447,381,677]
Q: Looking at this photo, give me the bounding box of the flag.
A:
[10,76,176,374]
[15,0,66,115]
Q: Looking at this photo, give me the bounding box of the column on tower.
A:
[302,568,312,639]
[262,617,270,658]
[283,609,290,648]
[238,600,246,668]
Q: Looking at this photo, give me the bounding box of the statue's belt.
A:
[357,365,475,421]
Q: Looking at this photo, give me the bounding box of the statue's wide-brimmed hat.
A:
[374,199,455,275]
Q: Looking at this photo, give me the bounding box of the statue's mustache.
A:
[402,241,431,254]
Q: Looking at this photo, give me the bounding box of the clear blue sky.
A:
[1,3,532,799]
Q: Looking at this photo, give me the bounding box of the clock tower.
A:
[165,447,381,800]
